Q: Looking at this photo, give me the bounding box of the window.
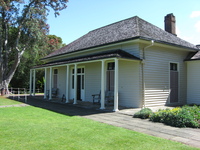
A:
[77,68,81,73]
[107,62,115,70]
[53,69,58,88]
[170,63,178,71]
[107,63,115,91]
[82,75,84,90]
[72,75,74,89]
[54,69,58,74]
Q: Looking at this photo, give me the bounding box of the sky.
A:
[47,0,200,46]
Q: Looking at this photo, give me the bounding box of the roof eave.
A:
[139,37,198,51]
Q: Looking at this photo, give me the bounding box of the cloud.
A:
[176,26,199,45]
[195,21,200,32]
[190,11,200,18]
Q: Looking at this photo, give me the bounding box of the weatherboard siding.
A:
[143,46,188,107]
[57,66,66,98]
[118,60,141,107]
[187,61,200,105]
[85,62,101,102]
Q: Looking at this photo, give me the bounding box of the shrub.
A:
[182,105,200,120]
[149,108,173,123]
[149,106,200,128]
[133,108,153,119]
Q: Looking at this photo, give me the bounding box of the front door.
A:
[72,67,85,101]
[170,63,178,103]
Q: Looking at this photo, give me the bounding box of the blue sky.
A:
[47,0,200,45]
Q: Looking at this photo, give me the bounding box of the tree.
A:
[10,34,65,90]
[0,0,68,90]
[43,34,66,56]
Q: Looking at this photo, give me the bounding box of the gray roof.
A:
[185,51,200,61]
[34,49,140,68]
[44,16,198,59]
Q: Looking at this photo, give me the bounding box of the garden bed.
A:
[133,105,200,128]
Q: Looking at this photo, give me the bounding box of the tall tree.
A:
[0,0,68,90]
[10,34,65,90]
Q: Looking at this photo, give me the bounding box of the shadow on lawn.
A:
[10,95,114,117]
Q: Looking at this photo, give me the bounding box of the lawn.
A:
[0,99,199,150]
[0,96,22,106]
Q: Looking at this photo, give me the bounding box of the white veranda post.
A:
[100,60,105,110]
[66,65,69,103]
[113,58,119,112]
[44,68,47,99]
[33,69,36,96]
[73,64,77,104]
[29,69,33,95]
[49,67,52,100]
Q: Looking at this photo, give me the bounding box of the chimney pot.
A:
[165,13,176,36]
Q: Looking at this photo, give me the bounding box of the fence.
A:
[7,88,28,103]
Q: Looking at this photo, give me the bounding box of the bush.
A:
[149,106,200,128]
[149,108,173,123]
[133,108,153,119]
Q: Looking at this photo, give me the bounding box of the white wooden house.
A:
[30,14,199,111]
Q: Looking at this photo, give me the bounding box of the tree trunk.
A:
[0,50,24,93]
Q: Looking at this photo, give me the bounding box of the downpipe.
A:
[142,40,154,108]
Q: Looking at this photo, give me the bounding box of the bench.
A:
[46,88,58,98]
[92,91,114,105]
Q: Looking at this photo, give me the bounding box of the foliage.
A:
[133,108,153,119]
[149,106,200,128]
[46,34,66,53]
[0,0,68,89]
[10,34,64,90]
[0,100,197,150]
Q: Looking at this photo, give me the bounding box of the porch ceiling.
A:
[33,49,141,69]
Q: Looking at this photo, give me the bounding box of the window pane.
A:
[54,69,58,74]
[82,75,84,89]
[72,75,74,89]
[82,68,84,73]
[170,63,177,71]
[107,62,115,70]
[53,74,57,88]
[78,68,81,73]
[72,69,74,74]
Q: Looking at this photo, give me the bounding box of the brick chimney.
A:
[164,13,176,36]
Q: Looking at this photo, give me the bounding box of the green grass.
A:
[0,99,199,150]
[0,96,22,106]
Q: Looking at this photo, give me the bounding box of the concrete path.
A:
[8,97,200,149]
[84,111,200,149]
[0,103,29,108]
